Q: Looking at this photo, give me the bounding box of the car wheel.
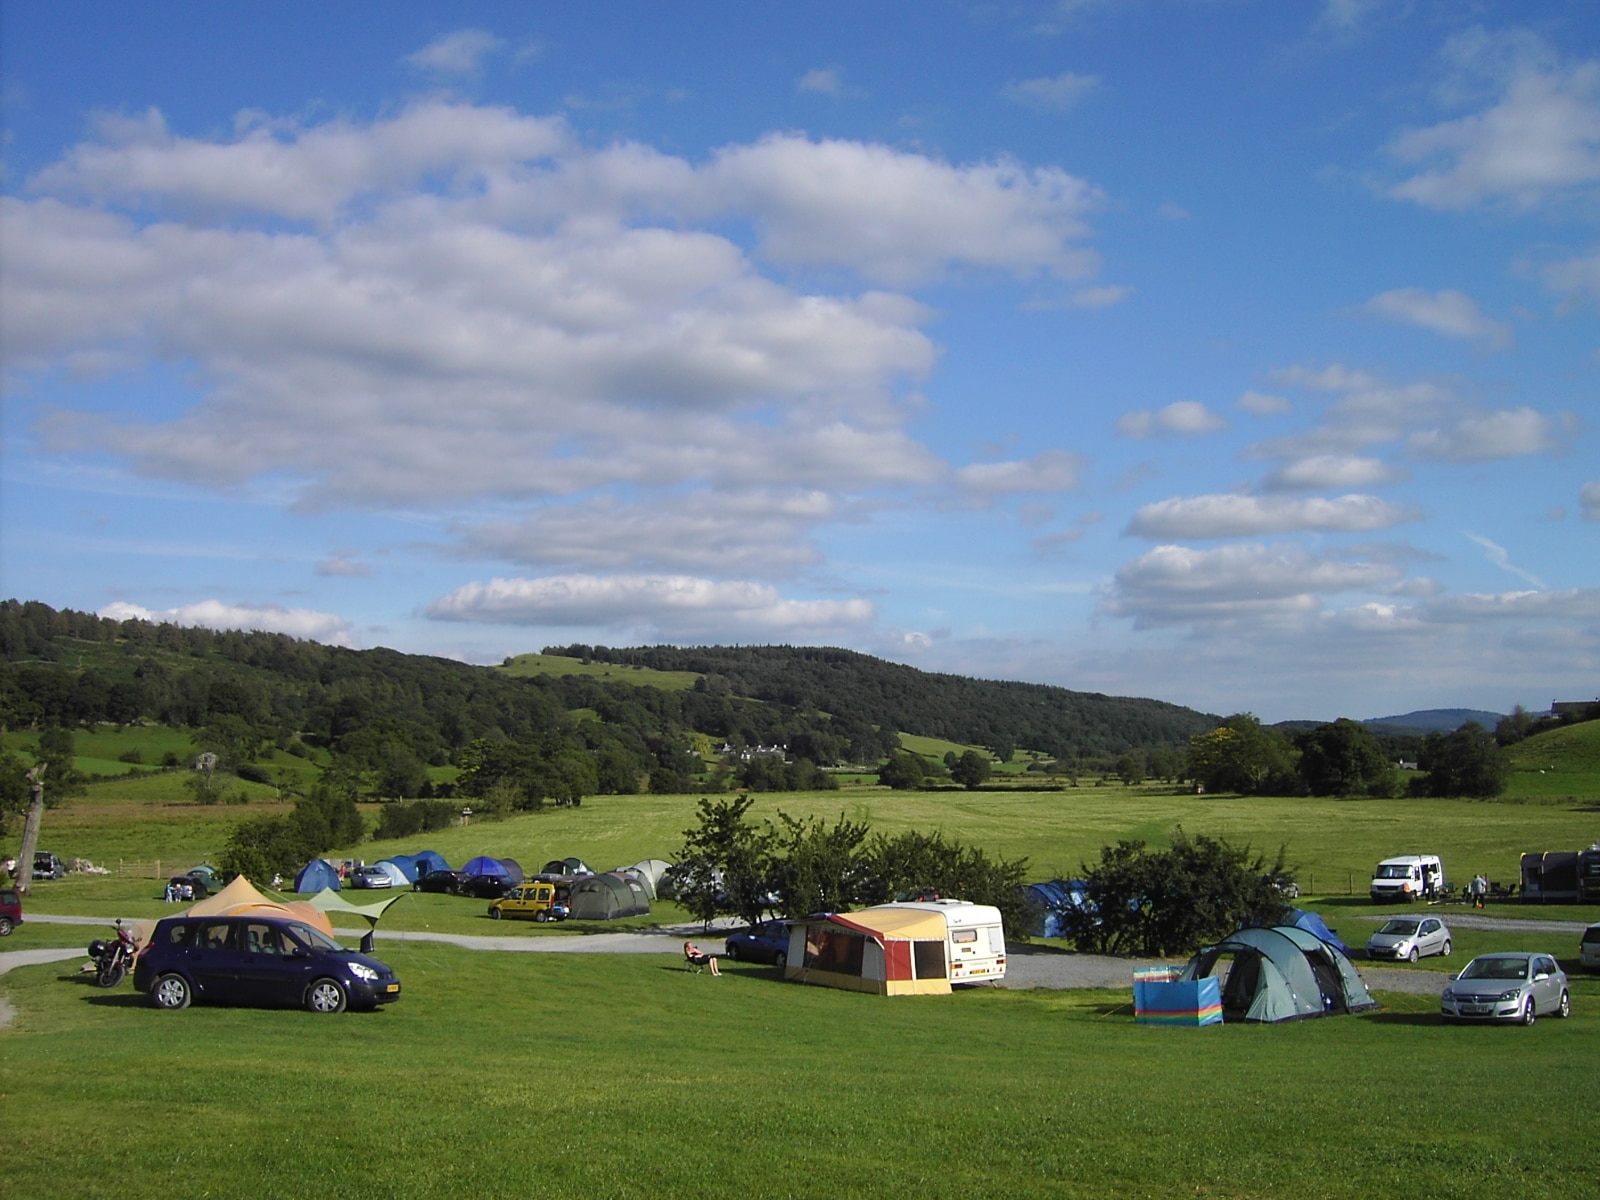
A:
[488,907,502,919]
[0,916,13,936]
[534,910,548,923]
[1441,940,1451,957]
[1557,991,1570,1019]
[151,973,191,1010]
[1521,998,1536,1026]
[1407,947,1419,963]
[306,978,348,1014]
[725,942,741,961]
[774,951,787,968]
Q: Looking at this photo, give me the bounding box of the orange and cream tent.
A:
[132,875,335,946]
[783,905,954,996]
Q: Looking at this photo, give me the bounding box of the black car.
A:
[456,874,512,899]
[412,870,464,894]
[167,873,211,899]
[133,914,402,1014]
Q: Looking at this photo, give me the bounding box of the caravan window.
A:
[987,926,1006,954]
[804,927,865,976]
[912,940,947,980]
[952,928,978,944]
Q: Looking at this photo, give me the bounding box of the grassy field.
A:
[2,941,1597,1200]
[498,652,702,691]
[1503,719,1600,800]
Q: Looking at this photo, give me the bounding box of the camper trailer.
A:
[784,900,1006,996]
[1370,855,1444,903]
[1579,846,1600,905]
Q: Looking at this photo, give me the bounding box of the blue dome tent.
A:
[462,855,508,878]
[412,850,450,877]
[378,855,420,884]
[294,859,341,894]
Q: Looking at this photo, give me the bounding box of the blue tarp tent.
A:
[413,850,449,877]
[379,855,420,884]
[294,859,341,894]
[1287,908,1351,954]
[1025,879,1092,938]
[462,855,509,878]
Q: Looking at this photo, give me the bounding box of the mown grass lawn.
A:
[3,943,1598,1200]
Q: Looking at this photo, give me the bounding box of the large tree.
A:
[1187,714,1297,795]
[1295,719,1399,797]
[1415,723,1507,798]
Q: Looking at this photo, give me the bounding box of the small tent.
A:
[294,859,341,894]
[543,857,593,877]
[379,854,420,884]
[1025,879,1091,939]
[567,872,650,920]
[1180,925,1378,1023]
[461,856,509,879]
[1286,908,1351,954]
[498,858,525,885]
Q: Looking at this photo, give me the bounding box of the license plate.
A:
[1463,1004,1488,1014]
[386,984,400,993]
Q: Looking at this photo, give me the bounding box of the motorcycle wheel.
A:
[97,961,127,988]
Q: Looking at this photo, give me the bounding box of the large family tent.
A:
[294,859,341,894]
[378,855,420,884]
[1025,880,1090,938]
[134,875,337,948]
[567,872,650,920]
[617,859,673,900]
[784,903,1007,996]
[1180,925,1378,1023]
[412,850,450,877]
[1521,851,1581,902]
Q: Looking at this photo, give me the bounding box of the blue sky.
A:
[2,1,1596,722]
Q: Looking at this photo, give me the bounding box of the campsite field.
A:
[2,943,1598,1200]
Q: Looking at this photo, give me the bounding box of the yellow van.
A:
[487,881,569,922]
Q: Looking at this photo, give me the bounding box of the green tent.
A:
[1180,925,1378,1023]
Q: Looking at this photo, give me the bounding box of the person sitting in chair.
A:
[684,941,721,976]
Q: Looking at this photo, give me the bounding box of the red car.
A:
[0,886,22,936]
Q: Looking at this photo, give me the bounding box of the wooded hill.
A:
[0,601,1217,799]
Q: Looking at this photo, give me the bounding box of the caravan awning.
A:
[831,908,946,941]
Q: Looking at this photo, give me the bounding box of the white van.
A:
[1370,855,1445,903]
[889,899,1007,983]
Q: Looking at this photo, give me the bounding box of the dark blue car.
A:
[723,919,791,966]
[133,914,402,1013]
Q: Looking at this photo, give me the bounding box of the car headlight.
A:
[1441,988,1455,1000]
[348,962,380,982]
[1496,988,1523,1002]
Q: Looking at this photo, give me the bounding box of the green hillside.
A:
[499,653,700,691]
[1503,719,1600,801]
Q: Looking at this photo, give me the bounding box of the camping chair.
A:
[684,946,706,974]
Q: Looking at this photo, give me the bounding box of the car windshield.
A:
[1583,928,1600,945]
[1375,865,1414,879]
[1460,957,1528,980]
[286,923,343,952]
[1378,920,1419,935]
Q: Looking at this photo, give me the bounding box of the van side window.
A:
[165,922,196,947]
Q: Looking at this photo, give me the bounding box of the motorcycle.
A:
[87,920,137,988]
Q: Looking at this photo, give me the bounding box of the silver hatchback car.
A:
[1440,952,1570,1025]
[1367,916,1451,962]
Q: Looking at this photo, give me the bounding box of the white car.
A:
[1367,916,1451,962]
[1581,924,1600,971]
[1441,953,1569,1025]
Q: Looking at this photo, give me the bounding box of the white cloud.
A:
[1386,34,1600,210]
[954,450,1082,495]
[1261,455,1402,492]
[1237,390,1291,415]
[404,28,506,75]
[1465,533,1546,590]
[455,490,837,576]
[425,574,874,639]
[1365,287,1513,350]
[98,599,351,641]
[1319,0,1389,33]
[1407,407,1555,462]
[1003,72,1101,112]
[1125,493,1417,539]
[796,67,846,96]
[1116,401,1227,439]
[315,550,372,578]
[1156,202,1190,221]
[1582,481,1600,521]
[1105,543,1403,628]
[1541,246,1600,306]
[1068,284,1132,308]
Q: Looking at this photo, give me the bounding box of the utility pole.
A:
[15,764,46,898]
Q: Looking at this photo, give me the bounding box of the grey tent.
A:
[567,872,650,920]
[616,858,673,900]
[1180,925,1378,1023]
